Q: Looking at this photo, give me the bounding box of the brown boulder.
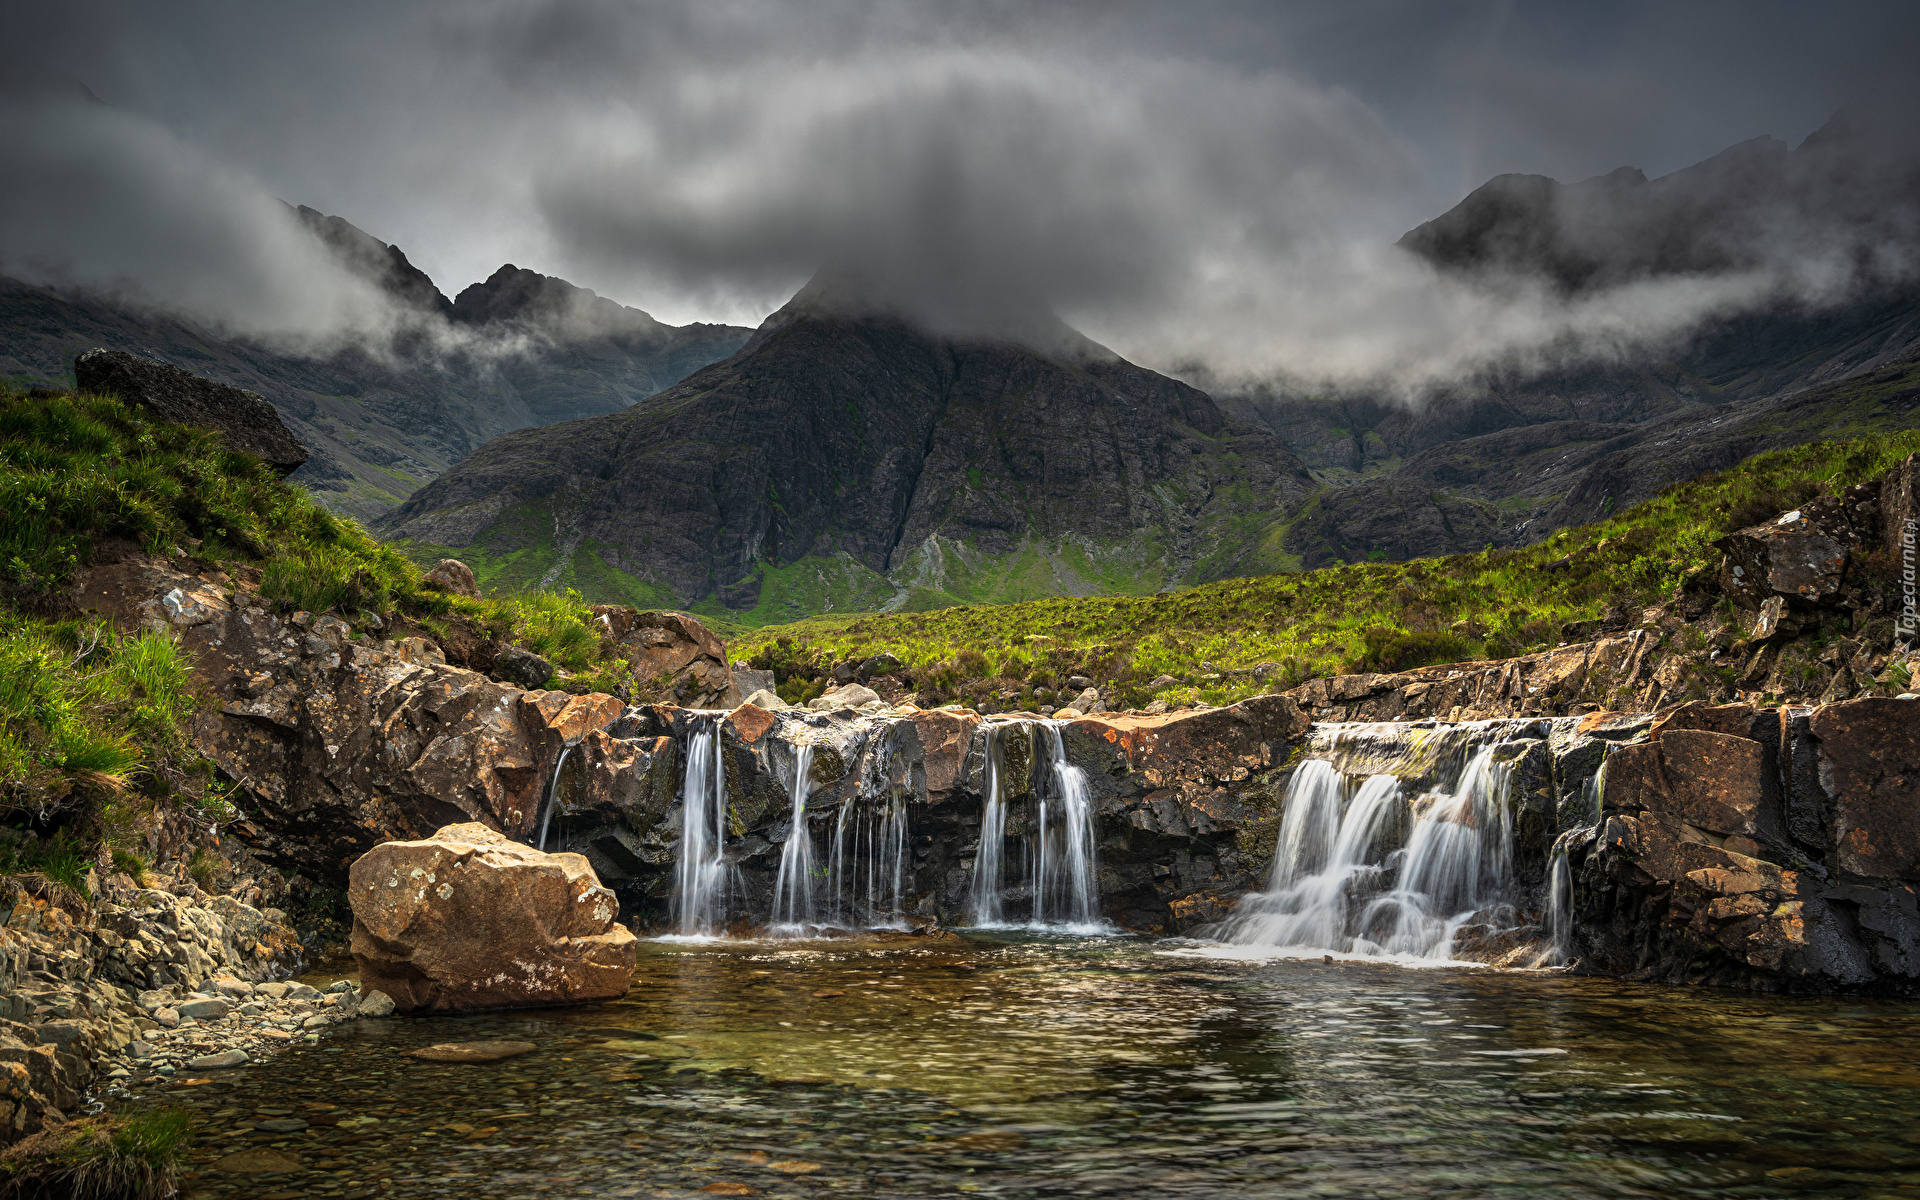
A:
[1601,730,1764,837]
[1072,694,1309,790]
[424,559,481,598]
[593,608,734,707]
[348,822,636,1014]
[909,709,982,805]
[1813,699,1920,878]
[1715,506,1849,608]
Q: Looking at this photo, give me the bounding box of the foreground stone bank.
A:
[349,823,637,1013]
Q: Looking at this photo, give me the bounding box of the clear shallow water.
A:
[138,934,1920,1199]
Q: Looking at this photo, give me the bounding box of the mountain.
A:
[377,275,1316,621]
[1222,95,1920,566]
[0,210,752,522]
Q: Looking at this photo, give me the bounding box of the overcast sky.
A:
[4,0,1916,384]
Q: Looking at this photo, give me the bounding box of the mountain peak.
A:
[451,265,665,341]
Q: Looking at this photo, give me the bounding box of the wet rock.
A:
[403,1039,538,1063]
[1811,699,1920,878]
[73,347,309,475]
[424,558,481,598]
[348,822,637,1014]
[186,1049,249,1069]
[1601,730,1764,837]
[357,990,396,1018]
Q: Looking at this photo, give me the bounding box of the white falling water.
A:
[826,792,912,930]
[672,721,731,937]
[1537,849,1573,967]
[1032,724,1100,928]
[968,724,1011,926]
[1228,739,1517,960]
[535,745,572,852]
[768,743,817,935]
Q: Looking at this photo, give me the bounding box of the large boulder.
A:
[423,559,481,598]
[73,348,308,476]
[348,822,637,1014]
[1714,500,1851,608]
[593,608,733,707]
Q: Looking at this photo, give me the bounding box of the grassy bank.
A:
[734,431,1919,709]
[0,387,630,886]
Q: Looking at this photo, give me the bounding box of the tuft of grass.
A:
[0,1108,194,1200]
[109,847,151,887]
[732,430,1920,707]
[186,846,217,893]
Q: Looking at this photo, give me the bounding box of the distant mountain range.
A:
[6,99,1917,622]
[0,207,750,521]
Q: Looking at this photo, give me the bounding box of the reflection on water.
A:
[134,933,1920,1198]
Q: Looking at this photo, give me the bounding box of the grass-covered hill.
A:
[732,430,1920,710]
[0,385,657,889]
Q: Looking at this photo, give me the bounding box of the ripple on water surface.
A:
[127,935,1920,1198]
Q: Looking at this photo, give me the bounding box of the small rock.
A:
[743,689,788,710]
[186,1049,249,1069]
[1148,674,1180,690]
[495,645,555,690]
[254,982,291,1000]
[357,990,396,1019]
[301,1014,334,1029]
[177,998,231,1020]
[811,989,846,998]
[325,979,355,994]
[254,1117,309,1133]
[1067,675,1093,689]
[212,976,254,998]
[403,1039,539,1064]
[424,558,482,599]
[153,1008,180,1028]
[1054,708,1082,720]
[1144,700,1170,715]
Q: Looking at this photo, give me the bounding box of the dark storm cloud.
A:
[1,0,1917,388]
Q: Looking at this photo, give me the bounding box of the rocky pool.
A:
[129,933,1920,1199]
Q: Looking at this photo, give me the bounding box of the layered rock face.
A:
[1566,698,1920,994]
[348,823,637,1013]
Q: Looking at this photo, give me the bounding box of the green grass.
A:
[0,1107,194,1199]
[734,430,1920,709]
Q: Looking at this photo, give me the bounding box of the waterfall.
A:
[1228,726,1522,960]
[1537,849,1573,967]
[535,745,572,852]
[1032,725,1100,928]
[768,743,817,935]
[672,720,731,937]
[824,791,912,930]
[969,725,1010,926]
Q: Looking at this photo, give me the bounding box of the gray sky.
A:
[3,0,1916,385]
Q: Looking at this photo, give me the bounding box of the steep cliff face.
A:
[379,284,1314,616]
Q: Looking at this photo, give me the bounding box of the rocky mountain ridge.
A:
[0,208,751,522]
[379,280,1316,617]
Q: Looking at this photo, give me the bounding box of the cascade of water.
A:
[828,800,855,928]
[881,793,909,923]
[1032,724,1100,927]
[672,720,730,937]
[768,743,817,934]
[1228,727,1522,960]
[1539,850,1573,966]
[969,725,1008,926]
[535,745,572,852]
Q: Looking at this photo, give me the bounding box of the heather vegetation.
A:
[735,430,1920,710]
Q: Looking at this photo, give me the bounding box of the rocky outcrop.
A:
[593,608,735,707]
[348,823,637,1014]
[1565,697,1920,994]
[73,348,309,476]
